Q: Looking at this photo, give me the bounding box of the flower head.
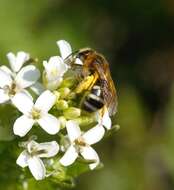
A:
[43,56,68,90]
[42,40,73,91]
[0,51,40,104]
[59,120,105,170]
[0,64,40,104]
[12,90,60,137]
[17,139,59,180]
[42,40,75,91]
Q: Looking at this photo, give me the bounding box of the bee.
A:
[65,48,117,117]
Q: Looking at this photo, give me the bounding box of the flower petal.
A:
[38,113,60,135]
[57,40,72,59]
[66,120,81,142]
[81,146,100,170]
[35,90,56,112]
[0,65,13,76]
[0,89,9,103]
[45,77,63,91]
[27,140,39,154]
[83,125,105,145]
[12,92,33,114]
[102,109,112,130]
[15,65,40,88]
[44,56,67,80]
[16,51,30,71]
[28,156,46,180]
[59,145,78,166]
[16,150,29,168]
[49,56,68,75]
[22,90,33,101]
[30,82,45,95]
[6,52,16,72]
[7,51,29,72]
[13,115,34,137]
[37,141,59,158]
[0,69,12,88]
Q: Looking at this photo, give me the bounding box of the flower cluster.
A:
[0,40,115,182]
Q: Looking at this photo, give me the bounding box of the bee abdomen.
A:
[91,85,101,96]
[83,93,104,112]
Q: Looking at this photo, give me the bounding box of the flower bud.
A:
[63,107,81,119]
[42,71,62,90]
[58,116,67,129]
[73,116,96,128]
[59,77,77,88]
[53,91,60,101]
[58,87,70,99]
[56,100,68,110]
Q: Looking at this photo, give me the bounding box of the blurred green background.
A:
[1,0,174,189]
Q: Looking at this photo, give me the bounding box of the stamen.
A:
[74,137,86,147]
[31,107,41,120]
[3,82,19,96]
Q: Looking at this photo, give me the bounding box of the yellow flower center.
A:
[74,137,86,147]
[3,82,19,96]
[31,107,41,120]
[50,68,58,78]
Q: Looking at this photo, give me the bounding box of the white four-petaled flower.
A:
[43,56,68,90]
[12,90,60,137]
[60,120,105,170]
[43,40,74,91]
[17,140,59,180]
[0,51,40,104]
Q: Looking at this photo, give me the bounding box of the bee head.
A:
[75,48,93,62]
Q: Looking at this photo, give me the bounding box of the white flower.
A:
[12,90,60,137]
[59,120,105,170]
[16,140,59,180]
[43,56,68,90]
[43,39,76,91]
[97,108,112,130]
[0,65,40,104]
[0,51,40,104]
[42,40,74,91]
[6,51,44,96]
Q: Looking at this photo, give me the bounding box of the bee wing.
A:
[94,61,118,116]
[104,69,118,116]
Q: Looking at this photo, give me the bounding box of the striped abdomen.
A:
[82,85,104,112]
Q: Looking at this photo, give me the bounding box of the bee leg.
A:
[88,72,98,90]
[75,75,95,94]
